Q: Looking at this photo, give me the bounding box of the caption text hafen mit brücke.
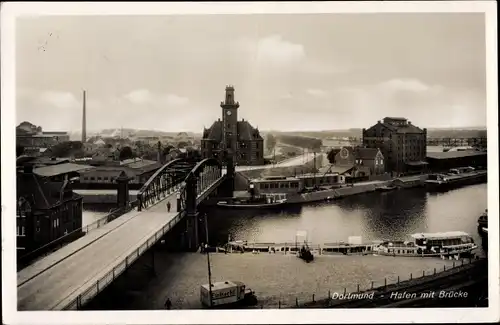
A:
[330,290,468,300]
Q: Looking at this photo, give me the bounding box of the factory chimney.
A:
[81,90,87,143]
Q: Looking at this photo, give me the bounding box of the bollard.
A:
[422,270,425,277]
[444,265,446,271]
[410,273,412,280]
[384,278,387,288]
[296,297,299,307]
[357,284,360,292]
[328,290,331,299]
[453,261,455,268]
[313,294,315,302]
[397,276,400,284]
[279,300,281,309]
[371,281,374,289]
[344,287,347,295]
[434,268,436,275]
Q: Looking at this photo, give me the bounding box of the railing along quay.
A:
[249,258,485,309]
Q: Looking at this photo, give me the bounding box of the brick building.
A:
[201,86,264,166]
[362,117,427,175]
[16,157,83,259]
[16,122,70,156]
[333,146,385,178]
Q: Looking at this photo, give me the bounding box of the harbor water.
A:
[205,183,488,256]
[83,183,488,310]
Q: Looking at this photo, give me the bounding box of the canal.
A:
[206,183,488,257]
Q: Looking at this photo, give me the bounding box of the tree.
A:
[47,141,83,158]
[162,145,175,156]
[266,133,277,153]
[119,146,135,160]
[327,148,340,164]
[177,141,190,149]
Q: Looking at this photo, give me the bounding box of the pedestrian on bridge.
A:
[166,201,171,212]
[164,298,172,310]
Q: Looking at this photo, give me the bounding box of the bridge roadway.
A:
[18,174,226,311]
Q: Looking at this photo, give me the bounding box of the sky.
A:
[16,13,487,133]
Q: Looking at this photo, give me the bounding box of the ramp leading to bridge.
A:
[18,172,226,311]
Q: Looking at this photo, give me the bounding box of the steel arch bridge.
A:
[136,157,227,213]
[136,158,196,211]
[178,158,224,213]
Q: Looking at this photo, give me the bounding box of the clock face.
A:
[226,110,232,116]
[340,148,349,159]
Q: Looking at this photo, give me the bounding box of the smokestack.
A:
[82,90,87,143]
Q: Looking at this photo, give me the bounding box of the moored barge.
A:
[375,231,477,258]
[425,167,487,191]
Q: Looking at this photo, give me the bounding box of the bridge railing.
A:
[62,211,185,310]
[61,165,226,310]
[17,204,135,270]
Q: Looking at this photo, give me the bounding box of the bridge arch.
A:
[137,158,196,211]
[178,158,223,212]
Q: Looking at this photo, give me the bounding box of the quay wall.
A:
[295,258,486,309]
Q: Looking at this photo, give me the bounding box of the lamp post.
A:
[204,213,213,307]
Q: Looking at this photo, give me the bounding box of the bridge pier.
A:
[185,212,200,251]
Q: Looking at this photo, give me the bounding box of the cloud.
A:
[377,78,443,94]
[39,91,80,109]
[236,35,347,77]
[254,35,306,66]
[124,89,189,106]
[330,78,485,128]
[306,89,327,97]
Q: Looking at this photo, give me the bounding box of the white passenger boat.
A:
[375,231,477,257]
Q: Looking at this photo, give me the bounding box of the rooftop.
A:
[34,163,94,178]
[426,151,487,160]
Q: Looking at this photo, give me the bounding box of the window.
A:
[97,177,102,181]
[36,220,41,233]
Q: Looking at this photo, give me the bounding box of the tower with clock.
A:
[220,85,239,155]
[201,85,264,166]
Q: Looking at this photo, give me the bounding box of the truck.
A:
[200,281,257,308]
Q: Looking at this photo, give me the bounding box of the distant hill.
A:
[272,127,486,139]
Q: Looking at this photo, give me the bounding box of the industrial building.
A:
[425,151,487,172]
[362,117,427,175]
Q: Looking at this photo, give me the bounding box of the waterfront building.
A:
[333,146,385,178]
[16,157,83,258]
[77,158,162,189]
[16,122,70,156]
[426,151,487,172]
[362,117,428,175]
[201,85,264,166]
